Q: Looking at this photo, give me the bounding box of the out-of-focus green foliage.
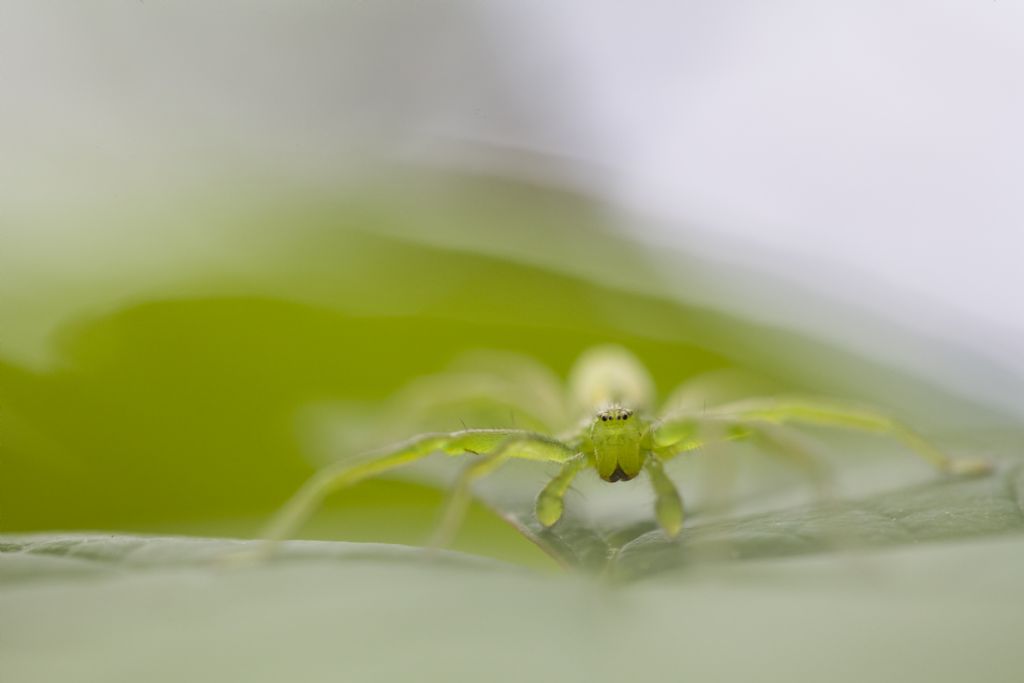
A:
[1,176,1006,548]
[2,174,1023,682]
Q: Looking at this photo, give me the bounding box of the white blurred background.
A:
[2,1,1023,414]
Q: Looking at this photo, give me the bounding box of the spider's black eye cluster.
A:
[599,409,633,422]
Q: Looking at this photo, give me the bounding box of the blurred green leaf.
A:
[3,175,1024,683]
[2,531,1023,683]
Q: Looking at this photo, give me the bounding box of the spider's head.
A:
[591,405,642,482]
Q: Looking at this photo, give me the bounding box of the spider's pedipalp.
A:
[535,453,588,528]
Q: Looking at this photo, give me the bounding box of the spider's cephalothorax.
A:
[588,405,651,482]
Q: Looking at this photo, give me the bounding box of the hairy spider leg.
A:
[260,429,575,558]
[652,398,991,476]
[647,401,974,525]
[691,418,741,515]
[665,415,833,500]
[711,397,992,475]
[429,451,511,549]
[429,434,575,548]
[742,420,835,497]
[653,368,780,509]
[385,353,571,434]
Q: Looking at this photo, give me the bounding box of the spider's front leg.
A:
[534,454,588,528]
[260,429,574,558]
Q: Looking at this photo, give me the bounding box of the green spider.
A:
[262,346,990,550]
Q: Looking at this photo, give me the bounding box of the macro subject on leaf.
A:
[260,346,991,554]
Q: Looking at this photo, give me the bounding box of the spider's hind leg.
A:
[428,448,511,549]
[717,397,992,476]
[650,418,741,517]
[740,420,836,500]
[256,432,454,560]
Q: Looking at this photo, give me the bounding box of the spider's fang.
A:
[606,465,635,482]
